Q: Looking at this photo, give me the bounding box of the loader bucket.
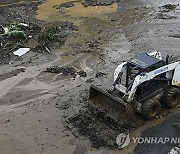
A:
[89,85,134,124]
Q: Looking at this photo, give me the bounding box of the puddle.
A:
[36,0,118,22]
[36,0,118,64]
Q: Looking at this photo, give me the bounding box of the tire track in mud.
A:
[0,68,25,81]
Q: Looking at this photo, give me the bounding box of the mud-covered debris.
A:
[86,39,100,49]
[156,13,177,19]
[46,66,77,77]
[82,0,120,7]
[68,107,122,149]
[58,2,75,8]
[169,34,180,38]
[46,66,87,78]
[67,103,147,149]
[95,72,106,78]
[8,30,27,41]
[0,25,4,34]
[86,78,95,83]
[4,118,10,124]
[161,4,179,11]
[0,22,41,59]
[38,25,65,48]
[37,21,78,52]
[77,70,87,77]
[18,23,29,28]
[56,102,70,110]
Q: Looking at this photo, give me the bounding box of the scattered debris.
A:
[18,23,29,28]
[58,1,75,8]
[95,72,106,78]
[68,107,124,149]
[13,48,30,56]
[56,102,70,110]
[4,118,10,124]
[169,34,180,38]
[161,4,179,11]
[86,39,100,49]
[82,0,120,7]
[156,13,177,19]
[37,21,78,52]
[0,22,39,59]
[0,21,79,58]
[86,78,95,83]
[77,70,87,77]
[46,66,87,78]
[46,66,77,77]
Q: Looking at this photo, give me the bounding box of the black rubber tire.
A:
[162,87,180,109]
[142,99,161,120]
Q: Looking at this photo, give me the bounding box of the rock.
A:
[77,70,87,77]
[86,78,94,83]
[4,118,10,124]
[59,2,75,8]
[82,0,120,7]
[161,4,178,11]
[56,102,70,110]
[95,72,106,78]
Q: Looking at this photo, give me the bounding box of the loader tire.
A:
[142,100,161,120]
[162,87,180,109]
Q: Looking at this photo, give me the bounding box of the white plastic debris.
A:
[13,48,30,56]
[3,27,9,34]
[18,23,28,27]
[45,46,51,53]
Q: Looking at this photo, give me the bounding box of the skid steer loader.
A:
[89,51,180,124]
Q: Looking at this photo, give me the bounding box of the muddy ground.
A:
[0,0,180,154]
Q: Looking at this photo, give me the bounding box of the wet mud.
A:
[0,68,25,81]
[68,107,121,149]
[0,0,180,154]
[67,103,177,149]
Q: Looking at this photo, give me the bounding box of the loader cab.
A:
[125,53,170,100]
[115,53,165,96]
[126,53,164,88]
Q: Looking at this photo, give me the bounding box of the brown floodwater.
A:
[36,0,117,22]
